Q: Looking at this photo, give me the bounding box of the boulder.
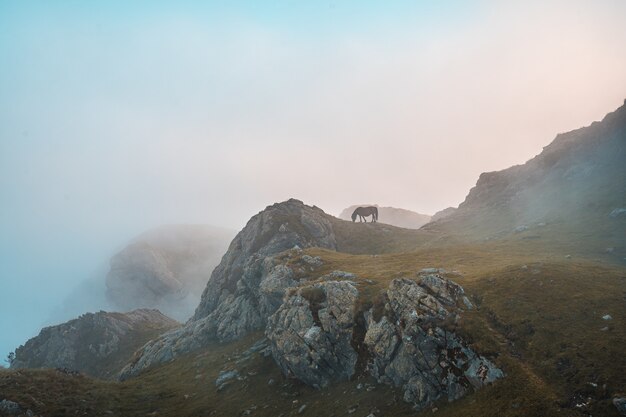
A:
[0,400,21,415]
[614,397,626,415]
[266,281,358,389]
[609,208,626,218]
[363,274,503,411]
[215,370,239,390]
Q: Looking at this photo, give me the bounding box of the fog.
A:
[1,1,626,362]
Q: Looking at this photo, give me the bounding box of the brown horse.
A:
[351,206,378,223]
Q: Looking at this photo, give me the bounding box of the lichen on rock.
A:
[266,280,359,389]
[363,273,503,411]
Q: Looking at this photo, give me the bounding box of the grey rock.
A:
[514,225,528,233]
[363,276,503,411]
[417,272,466,306]
[193,199,336,329]
[215,369,239,390]
[301,255,323,268]
[602,314,613,320]
[120,200,338,379]
[11,309,178,379]
[324,270,356,280]
[266,281,358,389]
[614,397,626,415]
[0,399,21,415]
[609,208,626,218]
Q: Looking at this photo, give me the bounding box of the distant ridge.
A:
[338,204,431,229]
[424,99,626,255]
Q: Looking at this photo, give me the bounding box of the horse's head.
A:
[351,211,357,222]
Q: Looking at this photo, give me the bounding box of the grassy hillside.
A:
[3,238,624,416]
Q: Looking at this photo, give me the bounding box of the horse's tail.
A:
[374,207,378,221]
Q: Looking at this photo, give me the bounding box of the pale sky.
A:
[1,0,626,360]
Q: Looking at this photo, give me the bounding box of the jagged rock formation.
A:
[425,100,626,249]
[120,199,338,379]
[265,271,502,410]
[106,225,234,321]
[338,205,431,229]
[11,309,179,379]
[363,273,502,410]
[119,199,502,410]
[266,281,359,388]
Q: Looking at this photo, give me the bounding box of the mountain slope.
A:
[5,102,626,416]
[119,200,440,379]
[2,245,625,416]
[425,100,626,258]
[10,309,179,379]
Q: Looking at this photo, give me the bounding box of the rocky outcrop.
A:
[11,309,179,379]
[266,281,358,388]
[363,273,502,411]
[0,400,22,416]
[614,397,626,415]
[106,225,234,321]
[118,200,502,412]
[263,270,502,410]
[338,205,431,229]
[423,100,626,246]
[120,199,337,379]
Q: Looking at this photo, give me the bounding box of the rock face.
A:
[264,270,502,410]
[363,273,502,411]
[11,309,179,379]
[120,199,338,379]
[338,205,431,229]
[0,399,21,415]
[266,281,359,388]
[106,225,235,321]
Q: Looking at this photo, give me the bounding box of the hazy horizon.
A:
[2,1,626,363]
